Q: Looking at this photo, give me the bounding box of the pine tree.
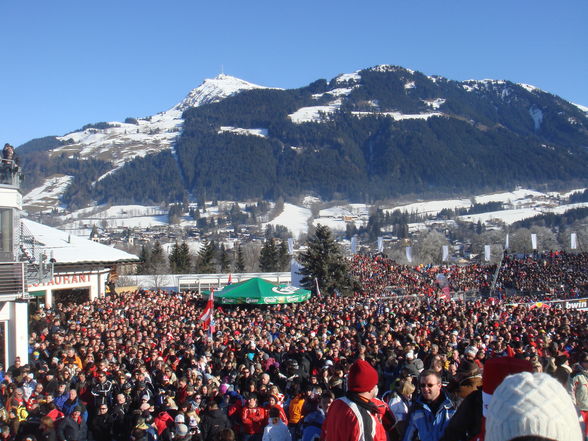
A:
[259,239,278,272]
[169,241,180,273]
[150,241,167,274]
[196,240,217,273]
[137,244,151,275]
[298,224,355,295]
[170,241,192,273]
[218,244,231,273]
[277,240,290,271]
[367,209,384,241]
[89,224,99,240]
[235,244,246,273]
[177,242,192,273]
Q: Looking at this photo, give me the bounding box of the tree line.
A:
[137,238,291,276]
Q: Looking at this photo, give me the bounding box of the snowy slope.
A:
[23,175,73,211]
[172,74,270,111]
[58,205,168,236]
[51,74,270,168]
[458,208,543,225]
[263,203,312,239]
[384,198,472,216]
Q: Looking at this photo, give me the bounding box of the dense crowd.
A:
[0,252,586,441]
[351,251,588,298]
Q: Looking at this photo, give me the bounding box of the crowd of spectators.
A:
[0,252,586,441]
[351,251,588,298]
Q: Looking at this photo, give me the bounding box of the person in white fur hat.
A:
[485,371,582,441]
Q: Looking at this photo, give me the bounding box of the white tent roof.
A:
[22,218,139,265]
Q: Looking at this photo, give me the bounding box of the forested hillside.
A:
[18,66,588,208]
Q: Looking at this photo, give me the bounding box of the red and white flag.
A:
[199,289,215,331]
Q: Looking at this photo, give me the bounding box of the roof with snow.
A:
[22,218,139,265]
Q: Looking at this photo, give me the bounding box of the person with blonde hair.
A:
[388,378,415,441]
[388,378,415,423]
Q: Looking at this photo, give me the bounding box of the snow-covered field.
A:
[263,203,312,239]
[473,189,546,205]
[288,99,445,124]
[458,208,543,225]
[384,198,472,216]
[56,205,168,236]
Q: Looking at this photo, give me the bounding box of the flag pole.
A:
[208,288,214,343]
[314,277,321,297]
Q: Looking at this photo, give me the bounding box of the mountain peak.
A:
[173,74,269,111]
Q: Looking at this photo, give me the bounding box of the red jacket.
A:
[154,411,174,435]
[321,396,388,441]
[241,406,266,434]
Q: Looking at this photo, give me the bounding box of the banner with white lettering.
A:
[290,259,303,288]
[405,246,413,263]
[531,233,537,250]
[442,245,449,262]
[484,245,491,262]
[377,237,384,253]
[351,236,357,254]
[571,233,577,250]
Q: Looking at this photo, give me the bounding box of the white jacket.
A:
[262,419,292,441]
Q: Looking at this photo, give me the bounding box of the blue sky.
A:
[1,0,586,147]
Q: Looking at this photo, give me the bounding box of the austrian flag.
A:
[199,289,215,331]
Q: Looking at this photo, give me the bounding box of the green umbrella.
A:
[216,277,311,305]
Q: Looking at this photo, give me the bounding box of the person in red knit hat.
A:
[321,359,393,441]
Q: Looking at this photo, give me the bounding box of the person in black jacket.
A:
[56,408,88,441]
[111,393,131,441]
[90,372,113,408]
[89,404,112,441]
[199,398,231,441]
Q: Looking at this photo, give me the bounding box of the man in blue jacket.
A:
[402,370,456,441]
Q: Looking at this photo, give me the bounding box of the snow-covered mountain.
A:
[20,65,588,213]
[173,74,270,111]
[49,74,270,169]
[22,74,271,211]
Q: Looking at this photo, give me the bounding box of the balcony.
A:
[0,161,21,187]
